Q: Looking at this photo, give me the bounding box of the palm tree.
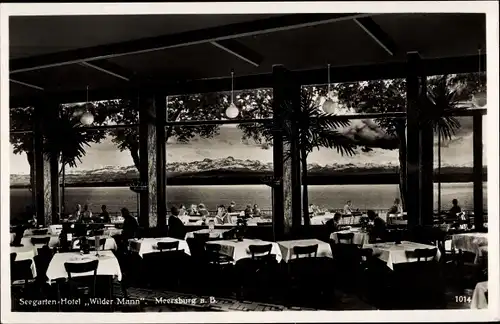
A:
[259,89,357,227]
[42,107,106,217]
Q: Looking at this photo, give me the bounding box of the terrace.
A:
[8,12,489,312]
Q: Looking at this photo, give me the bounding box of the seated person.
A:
[81,204,93,223]
[243,205,253,219]
[188,204,199,216]
[67,204,82,222]
[178,204,187,217]
[343,200,353,215]
[252,204,261,218]
[98,204,111,223]
[227,202,236,213]
[325,213,344,233]
[215,205,231,225]
[121,208,139,240]
[449,199,462,217]
[198,204,209,217]
[168,206,186,240]
[367,210,387,241]
[387,198,403,215]
[10,225,25,247]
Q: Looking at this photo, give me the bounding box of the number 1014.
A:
[455,296,472,303]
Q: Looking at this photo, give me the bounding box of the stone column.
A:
[473,113,484,230]
[139,91,167,229]
[272,65,302,239]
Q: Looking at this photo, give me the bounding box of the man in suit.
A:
[367,210,387,241]
[168,206,186,240]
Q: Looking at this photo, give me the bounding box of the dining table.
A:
[363,241,441,270]
[184,228,230,240]
[206,238,282,263]
[277,238,332,262]
[128,237,191,257]
[45,250,122,284]
[330,227,370,245]
[10,245,38,278]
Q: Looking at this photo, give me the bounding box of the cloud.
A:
[337,119,399,150]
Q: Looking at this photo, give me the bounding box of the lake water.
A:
[9,183,487,218]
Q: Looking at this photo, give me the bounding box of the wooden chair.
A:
[292,244,318,258]
[157,241,179,251]
[30,236,50,246]
[63,260,99,300]
[248,244,272,260]
[32,229,48,235]
[205,243,233,265]
[193,232,210,241]
[336,232,354,245]
[412,248,438,262]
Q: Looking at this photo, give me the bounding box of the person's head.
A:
[83,204,89,211]
[394,198,400,205]
[246,204,252,209]
[253,204,258,209]
[346,200,352,206]
[171,206,179,217]
[121,207,131,218]
[452,199,458,206]
[230,201,235,207]
[367,210,377,221]
[179,204,185,209]
[198,203,206,210]
[333,213,342,222]
[101,205,107,211]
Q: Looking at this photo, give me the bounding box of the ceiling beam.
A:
[211,40,263,67]
[10,79,44,91]
[353,17,397,56]
[79,60,132,81]
[10,13,376,73]
[10,54,485,108]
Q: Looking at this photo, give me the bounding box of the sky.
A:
[9,116,485,174]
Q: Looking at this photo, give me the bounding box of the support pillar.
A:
[272,65,302,239]
[139,91,167,229]
[473,113,484,230]
[419,75,434,226]
[406,52,421,229]
[33,103,52,226]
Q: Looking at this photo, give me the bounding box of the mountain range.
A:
[9,157,486,188]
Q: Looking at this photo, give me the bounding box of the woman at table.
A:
[189,204,199,216]
[387,198,403,216]
[243,205,253,219]
[198,204,210,217]
[252,204,261,217]
[81,204,93,223]
[178,204,187,217]
[168,206,186,239]
[215,205,231,225]
[67,204,82,222]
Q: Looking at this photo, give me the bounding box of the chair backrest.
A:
[205,243,221,253]
[193,232,210,241]
[32,229,49,235]
[157,241,179,251]
[129,240,141,251]
[411,248,437,262]
[64,259,99,278]
[11,259,34,282]
[10,252,17,263]
[293,244,318,258]
[248,244,272,259]
[31,236,51,246]
[336,232,354,244]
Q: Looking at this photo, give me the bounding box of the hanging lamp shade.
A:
[225,102,239,119]
[80,111,94,126]
[472,91,487,108]
[322,98,337,114]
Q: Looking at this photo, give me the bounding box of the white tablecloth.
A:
[20,235,60,248]
[363,241,441,270]
[128,237,191,257]
[206,239,282,263]
[471,281,488,309]
[184,229,229,240]
[103,227,122,237]
[72,237,118,251]
[330,228,370,245]
[49,225,63,235]
[451,233,488,256]
[11,246,38,278]
[277,239,332,262]
[308,214,334,225]
[46,250,122,283]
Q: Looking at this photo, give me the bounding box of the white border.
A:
[1,2,499,323]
